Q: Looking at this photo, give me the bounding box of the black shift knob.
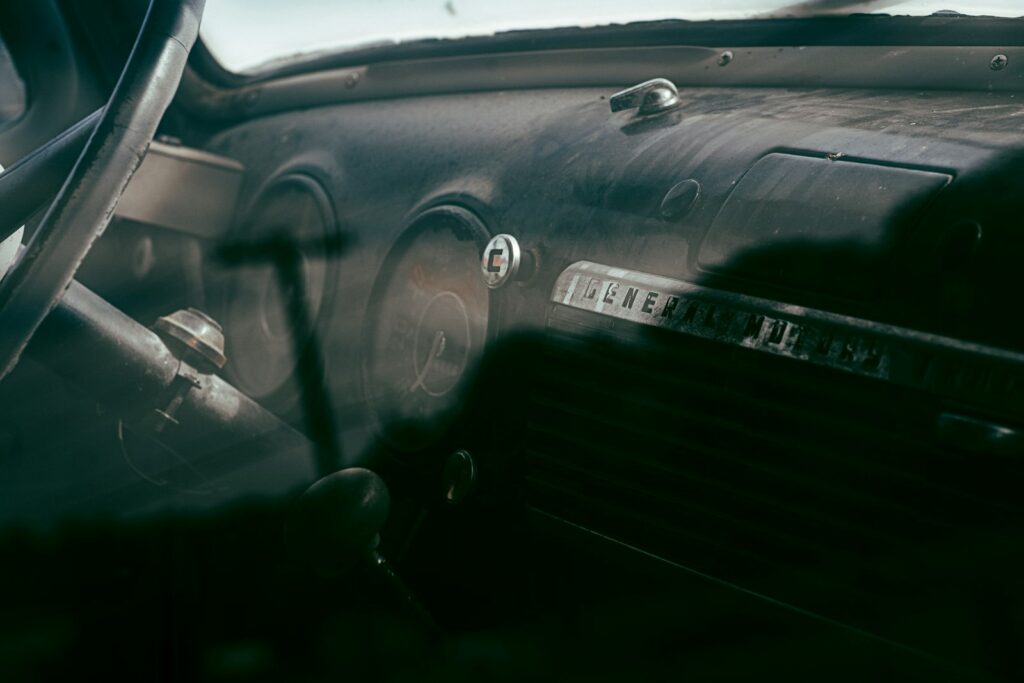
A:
[288,467,391,574]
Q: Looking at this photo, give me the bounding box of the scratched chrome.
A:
[551,261,1024,412]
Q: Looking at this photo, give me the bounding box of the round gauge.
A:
[219,174,338,412]
[364,206,491,452]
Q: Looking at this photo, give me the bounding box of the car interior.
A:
[1,1,1023,680]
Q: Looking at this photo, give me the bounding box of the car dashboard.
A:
[157,84,1024,676]
[4,15,1024,679]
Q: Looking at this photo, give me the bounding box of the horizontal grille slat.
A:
[523,471,879,607]
[535,323,1019,515]
[525,415,939,551]
[516,309,1024,633]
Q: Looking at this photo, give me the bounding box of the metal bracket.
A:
[149,360,204,433]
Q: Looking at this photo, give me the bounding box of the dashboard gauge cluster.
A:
[218,173,339,413]
[364,206,491,452]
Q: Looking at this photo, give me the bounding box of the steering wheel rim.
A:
[0,0,206,380]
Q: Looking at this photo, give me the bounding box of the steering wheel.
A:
[0,0,206,380]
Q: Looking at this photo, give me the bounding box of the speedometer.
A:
[363,206,491,451]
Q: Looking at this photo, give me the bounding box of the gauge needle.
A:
[410,330,446,393]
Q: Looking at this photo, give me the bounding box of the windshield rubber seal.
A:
[193,14,1024,88]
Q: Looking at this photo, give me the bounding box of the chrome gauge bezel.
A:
[361,205,493,454]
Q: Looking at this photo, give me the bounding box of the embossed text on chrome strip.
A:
[551,262,1024,405]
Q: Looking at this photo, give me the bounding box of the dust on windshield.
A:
[200,0,1024,74]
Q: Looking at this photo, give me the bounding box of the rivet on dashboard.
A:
[717,50,734,67]
[990,54,1008,71]
[481,234,522,289]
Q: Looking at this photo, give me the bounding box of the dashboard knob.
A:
[481,233,522,289]
[287,467,390,574]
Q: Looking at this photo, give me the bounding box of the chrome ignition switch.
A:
[609,78,682,118]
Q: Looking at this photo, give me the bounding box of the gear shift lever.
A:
[288,468,439,634]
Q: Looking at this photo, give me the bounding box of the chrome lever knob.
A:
[609,78,682,117]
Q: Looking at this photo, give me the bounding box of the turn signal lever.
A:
[288,468,440,634]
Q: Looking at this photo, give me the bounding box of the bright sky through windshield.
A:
[201,0,1024,74]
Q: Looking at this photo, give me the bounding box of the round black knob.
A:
[287,467,391,574]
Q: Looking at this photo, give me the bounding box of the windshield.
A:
[201,1,1024,74]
